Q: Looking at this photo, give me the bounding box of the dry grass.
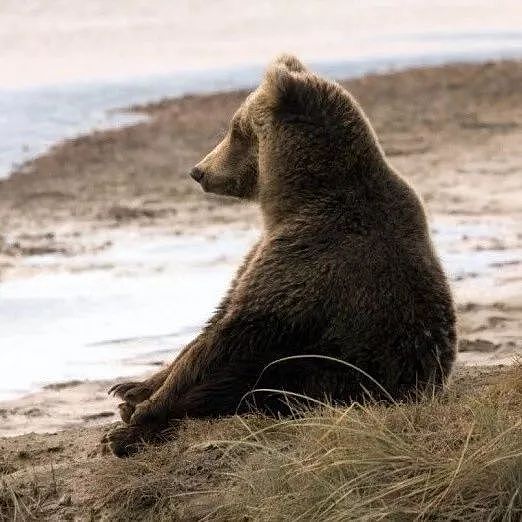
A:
[88,363,522,521]
[1,364,521,521]
[0,467,59,521]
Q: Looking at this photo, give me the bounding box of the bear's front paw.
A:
[108,381,154,405]
[101,424,159,458]
[129,399,170,426]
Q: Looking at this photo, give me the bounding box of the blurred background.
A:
[0,1,521,435]
[2,0,522,177]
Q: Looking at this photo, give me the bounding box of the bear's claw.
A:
[108,381,139,397]
[108,381,154,405]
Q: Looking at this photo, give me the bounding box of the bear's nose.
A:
[189,167,204,183]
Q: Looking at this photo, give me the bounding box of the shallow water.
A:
[0,221,520,401]
[0,229,257,400]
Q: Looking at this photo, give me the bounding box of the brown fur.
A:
[105,55,456,457]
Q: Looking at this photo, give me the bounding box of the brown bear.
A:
[104,55,457,457]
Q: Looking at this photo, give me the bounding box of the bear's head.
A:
[190,55,384,222]
[188,97,260,199]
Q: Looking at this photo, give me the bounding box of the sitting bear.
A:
[104,55,456,457]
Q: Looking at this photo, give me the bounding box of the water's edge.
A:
[1,45,521,180]
[1,218,521,401]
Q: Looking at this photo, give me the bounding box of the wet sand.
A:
[0,61,521,436]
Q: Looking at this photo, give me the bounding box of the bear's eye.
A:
[230,122,246,142]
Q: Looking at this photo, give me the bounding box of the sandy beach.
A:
[0,61,521,438]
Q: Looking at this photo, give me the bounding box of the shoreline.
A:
[2,48,521,180]
[2,60,521,262]
[0,60,521,437]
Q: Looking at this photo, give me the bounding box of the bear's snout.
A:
[189,167,205,183]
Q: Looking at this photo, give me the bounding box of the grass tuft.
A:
[1,364,520,520]
[88,363,522,521]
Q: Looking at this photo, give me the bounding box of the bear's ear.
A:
[273,54,308,73]
[261,60,310,116]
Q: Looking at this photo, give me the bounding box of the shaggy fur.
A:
[104,55,456,457]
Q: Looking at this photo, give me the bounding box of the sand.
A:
[0,61,521,440]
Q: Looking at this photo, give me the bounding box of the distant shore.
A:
[0,61,521,438]
[2,61,521,273]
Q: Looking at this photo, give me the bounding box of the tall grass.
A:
[89,363,522,521]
